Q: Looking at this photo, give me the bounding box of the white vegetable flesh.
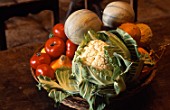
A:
[79,39,109,70]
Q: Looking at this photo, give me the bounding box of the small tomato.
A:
[66,39,78,59]
[52,23,67,41]
[45,37,65,58]
[30,52,51,69]
[36,64,55,79]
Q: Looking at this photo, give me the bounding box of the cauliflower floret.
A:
[79,39,109,70]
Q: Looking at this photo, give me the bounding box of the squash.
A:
[119,22,141,44]
[102,1,135,28]
[64,9,103,45]
[136,23,153,48]
[50,55,72,71]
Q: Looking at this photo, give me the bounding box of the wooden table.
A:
[0,0,59,50]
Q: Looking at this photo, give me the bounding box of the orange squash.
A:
[50,55,72,71]
[119,22,141,44]
[136,23,153,48]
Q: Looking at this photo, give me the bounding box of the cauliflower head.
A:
[79,39,109,70]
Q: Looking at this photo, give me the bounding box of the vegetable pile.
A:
[30,23,78,80]
[30,1,157,110]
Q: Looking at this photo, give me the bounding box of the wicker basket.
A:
[31,67,157,110]
[30,43,161,110]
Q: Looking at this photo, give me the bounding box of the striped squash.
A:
[64,9,103,45]
[102,1,135,28]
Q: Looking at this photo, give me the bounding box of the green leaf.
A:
[110,28,140,60]
[113,76,126,94]
[98,30,131,60]
[96,103,106,110]
[87,30,108,42]
[55,68,78,93]
[48,33,54,38]
[48,89,71,103]
[140,53,155,65]
[86,66,114,85]
[37,75,62,92]
[78,80,96,110]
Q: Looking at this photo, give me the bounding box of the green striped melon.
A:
[64,9,103,45]
[102,1,135,28]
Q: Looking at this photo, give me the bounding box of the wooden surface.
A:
[0,0,170,110]
[0,0,59,50]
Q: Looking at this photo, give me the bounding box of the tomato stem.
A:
[50,42,56,46]
[36,52,41,56]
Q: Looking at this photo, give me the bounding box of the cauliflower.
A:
[79,39,109,70]
[71,30,140,110]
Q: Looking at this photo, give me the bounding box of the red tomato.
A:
[30,52,51,69]
[36,64,55,79]
[52,23,67,41]
[66,39,78,59]
[45,37,65,58]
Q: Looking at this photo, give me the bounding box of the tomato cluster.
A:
[30,23,78,79]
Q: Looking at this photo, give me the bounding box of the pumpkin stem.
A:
[60,55,66,61]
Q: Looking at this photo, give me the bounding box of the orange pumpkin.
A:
[119,22,141,44]
[50,55,72,71]
[136,23,153,48]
